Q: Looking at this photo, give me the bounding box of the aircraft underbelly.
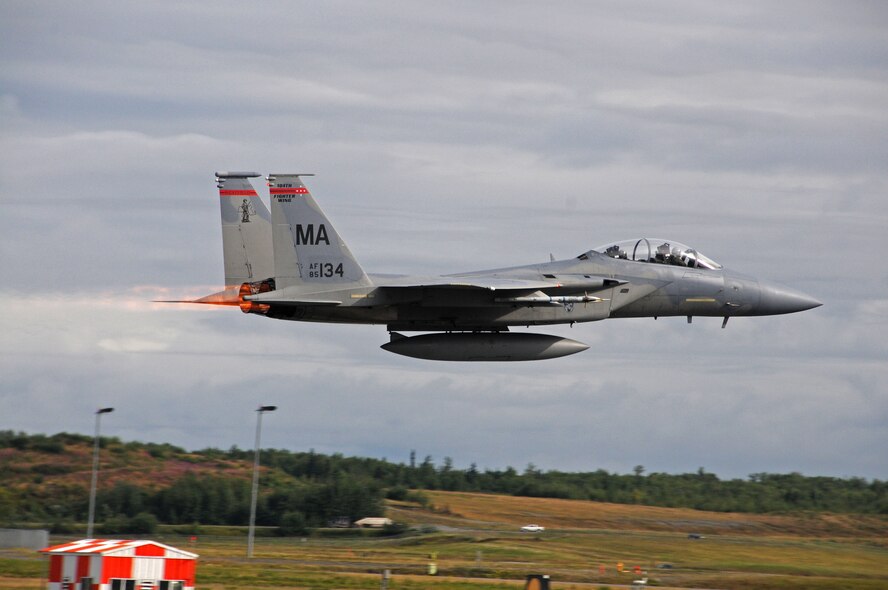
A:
[266,299,611,329]
[393,301,609,328]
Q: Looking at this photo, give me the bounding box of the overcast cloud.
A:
[1,1,886,480]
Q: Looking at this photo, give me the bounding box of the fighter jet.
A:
[178,172,821,361]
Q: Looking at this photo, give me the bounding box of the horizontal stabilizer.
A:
[214,171,261,178]
[245,292,342,306]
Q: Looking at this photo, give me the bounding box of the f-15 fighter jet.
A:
[178,172,821,361]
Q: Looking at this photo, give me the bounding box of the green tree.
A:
[277,511,308,536]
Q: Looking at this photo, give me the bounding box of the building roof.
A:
[40,539,197,559]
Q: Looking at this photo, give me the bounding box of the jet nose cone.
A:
[758,282,822,315]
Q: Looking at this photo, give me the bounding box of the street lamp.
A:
[247,405,277,558]
[87,407,114,539]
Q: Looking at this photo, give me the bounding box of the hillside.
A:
[2,432,887,590]
[1,438,253,490]
[1,430,886,533]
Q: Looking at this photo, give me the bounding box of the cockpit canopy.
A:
[587,238,722,270]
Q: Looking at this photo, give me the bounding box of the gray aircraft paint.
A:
[382,332,590,361]
[268,174,372,290]
[216,172,273,287]
[182,173,821,361]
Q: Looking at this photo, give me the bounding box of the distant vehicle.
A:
[687,533,704,539]
[327,516,350,528]
[354,517,393,528]
[521,524,545,532]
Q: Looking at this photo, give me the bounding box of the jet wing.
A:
[375,273,623,292]
[374,274,626,307]
[236,277,584,308]
[241,275,629,308]
[377,276,560,291]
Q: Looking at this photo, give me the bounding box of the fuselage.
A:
[258,250,820,331]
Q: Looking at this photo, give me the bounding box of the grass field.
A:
[2,491,886,589]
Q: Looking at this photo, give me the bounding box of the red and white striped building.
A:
[40,539,198,590]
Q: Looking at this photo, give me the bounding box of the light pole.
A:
[87,407,114,538]
[247,405,276,558]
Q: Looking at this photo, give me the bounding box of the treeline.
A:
[1,431,886,535]
[243,449,888,514]
[91,471,383,535]
[1,432,383,534]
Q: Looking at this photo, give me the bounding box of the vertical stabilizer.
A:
[216,172,273,287]
[267,174,371,290]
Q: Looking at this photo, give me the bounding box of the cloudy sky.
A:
[2,1,886,481]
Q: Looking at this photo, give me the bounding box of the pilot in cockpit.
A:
[671,246,688,266]
[605,244,627,259]
[655,242,671,263]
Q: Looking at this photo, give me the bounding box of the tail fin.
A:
[267,174,371,290]
[215,172,273,287]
